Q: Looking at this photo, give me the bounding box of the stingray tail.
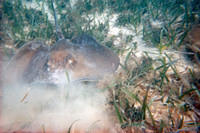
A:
[50,0,64,40]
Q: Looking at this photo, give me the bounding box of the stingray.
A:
[48,34,119,82]
[4,1,119,86]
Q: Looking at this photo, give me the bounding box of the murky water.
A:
[1,0,200,132]
[1,33,119,132]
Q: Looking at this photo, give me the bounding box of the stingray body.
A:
[4,41,49,85]
[5,35,119,85]
[48,35,119,82]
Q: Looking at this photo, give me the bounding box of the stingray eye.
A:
[47,56,57,71]
[47,60,53,71]
[64,54,77,68]
[68,59,73,65]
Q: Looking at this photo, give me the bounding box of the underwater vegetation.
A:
[0,0,200,132]
[1,0,199,47]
